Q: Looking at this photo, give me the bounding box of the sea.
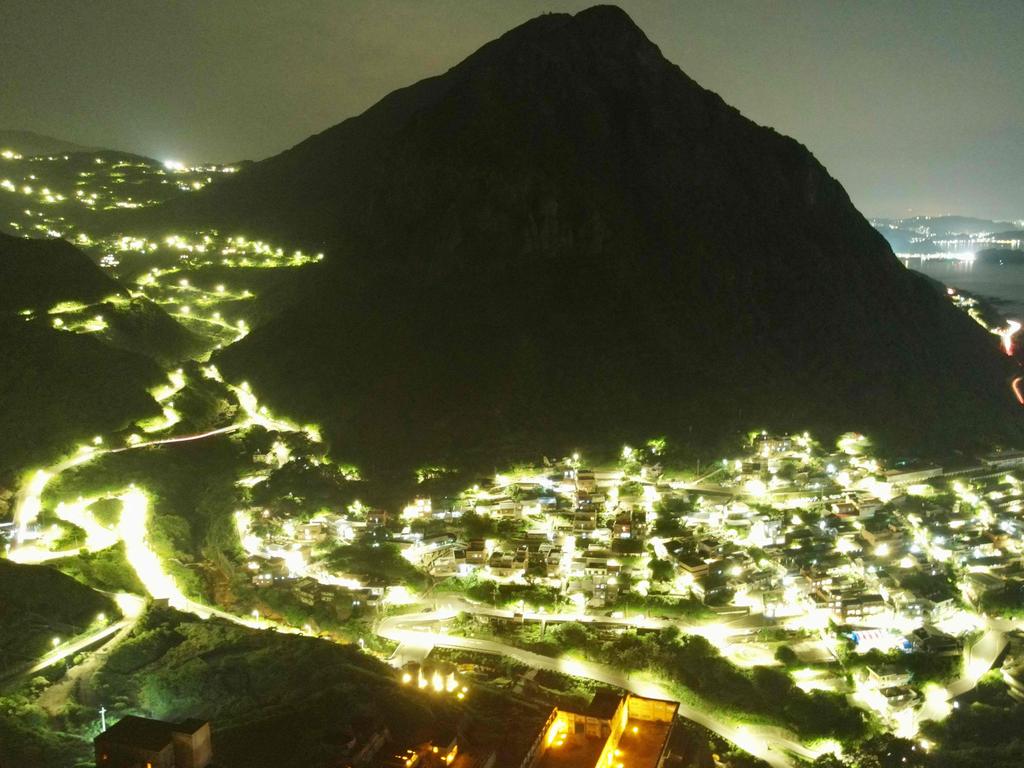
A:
[901,257,1024,320]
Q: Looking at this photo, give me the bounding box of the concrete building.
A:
[528,693,677,768]
[95,716,212,768]
[982,451,1024,470]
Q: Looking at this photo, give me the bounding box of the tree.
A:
[774,645,798,666]
[649,557,675,583]
[652,497,692,538]
[461,512,495,538]
[552,621,592,649]
[324,541,424,587]
[845,734,925,768]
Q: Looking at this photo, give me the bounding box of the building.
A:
[334,719,390,767]
[753,433,793,458]
[466,539,488,565]
[95,716,212,768]
[866,665,912,689]
[677,554,709,579]
[911,626,962,655]
[524,693,677,768]
[982,451,1024,470]
[882,466,942,486]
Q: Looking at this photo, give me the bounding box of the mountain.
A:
[0,129,98,157]
[138,5,1020,474]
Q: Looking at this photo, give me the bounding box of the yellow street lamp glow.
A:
[744,478,768,498]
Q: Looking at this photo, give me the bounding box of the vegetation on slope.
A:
[93,605,453,768]
[0,559,116,669]
[0,318,162,480]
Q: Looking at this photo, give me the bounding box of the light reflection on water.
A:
[901,257,1024,316]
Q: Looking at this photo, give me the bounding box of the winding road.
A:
[378,607,816,768]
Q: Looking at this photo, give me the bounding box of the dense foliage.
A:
[94,606,454,767]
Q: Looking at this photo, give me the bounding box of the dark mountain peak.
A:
[455,4,671,97]
[137,9,1021,472]
[489,4,654,56]
[575,3,641,27]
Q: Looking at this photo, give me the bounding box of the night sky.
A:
[3,0,1022,220]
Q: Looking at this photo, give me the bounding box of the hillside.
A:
[0,235,181,478]
[0,319,162,479]
[0,129,97,157]
[92,606,452,768]
[872,217,1023,255]
[0,232,202,360]
[877,215,1016,237]
[134,5,1020,473]
[0,233,123,310]
[0,559,116,666]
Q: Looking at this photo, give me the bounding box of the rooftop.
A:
[617,717,673,768]
[536,731,605,768]
[95,715,209,751]
[586,690,624,719]
[95,716,175,751]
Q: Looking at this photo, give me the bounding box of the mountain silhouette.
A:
[136,5,1019,474]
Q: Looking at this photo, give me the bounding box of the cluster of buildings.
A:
[333,690,676,768]
[242,433,1024,632]
[233,431,1024,731]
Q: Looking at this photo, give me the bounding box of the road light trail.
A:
[230,381,299,433]
[110,424,242,452]
[55,497,118,551]
[26,619,131,675]
[998,320,1021,356]
[13,447,99,545]
[10,376,289,552]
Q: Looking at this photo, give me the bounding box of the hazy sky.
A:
[3,1,1022,220]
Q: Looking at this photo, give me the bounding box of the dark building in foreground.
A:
[95,715,212,768]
